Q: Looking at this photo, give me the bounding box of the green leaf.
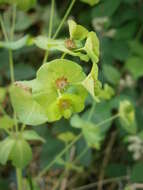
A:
[99,84,115,100]
[70,114,83,128]
[125,56,143,79]
[68,20,89,40]
[84,31,100,64]
[129,40,143,58]
[106,163,127,178]
[80,0,100,6]
[15,11,34,31]
[0,35,30,50]
[115,21,137,40]
[10,139,32,168]
[131,163,143,183]
[119,100,137,134]
[71,115,104,149]
[91,0,122,17]
[82,122,104,149]
[0,115,14,130]
[10,84,48,126]
[103,64,121,85]
[0,137,15,165]
[22,130,45,143]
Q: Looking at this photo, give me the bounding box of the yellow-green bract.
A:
[82,63,114,102]
[68,20,89,40]
[10,59,87,124]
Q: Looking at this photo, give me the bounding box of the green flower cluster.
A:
[10,20,114,125]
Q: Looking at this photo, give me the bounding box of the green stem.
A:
[53,0,76,39]
[74,146,89,163]
[16,168,23,190]
[9,50,15,83]
[0,15,9,41]
[9,5,16,83]
[97,113,120,127]
[0,8,16,83]
[37,113,120,179]
[10,5,16,40]
[42,51,49,64]
[21,124,26,132]
[0,13,17,132]
[42,0,55,64]
[37,132,82,179]
[49,0,55,38]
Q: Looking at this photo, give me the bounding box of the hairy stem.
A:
[53,0,76,39]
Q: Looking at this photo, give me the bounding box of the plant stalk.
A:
[37,132,82,179]
[16,168,23,190]
[37,111,120,179]
[53,0,76,39]
[42,0,55,64]
[49,0,55,38]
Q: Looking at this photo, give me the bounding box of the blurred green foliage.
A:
[0,0,143,189]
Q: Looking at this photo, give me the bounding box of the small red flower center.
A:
[56,77,68,90]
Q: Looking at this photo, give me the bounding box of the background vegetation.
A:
[0,0,143,189]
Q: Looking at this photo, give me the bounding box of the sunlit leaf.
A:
[10,84,48,126]
[0,137,15,165]
[83,122,104,149]
[22,130,45,143]
[0,115,14,130]
[0,35,30,50]
[84,31,100,64]
[82,62,100,102]
[68,20,89,40]
[10,139,32,168]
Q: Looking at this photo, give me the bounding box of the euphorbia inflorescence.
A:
[10,20,115,125]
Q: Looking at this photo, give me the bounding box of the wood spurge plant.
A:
[0,0,140,190]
